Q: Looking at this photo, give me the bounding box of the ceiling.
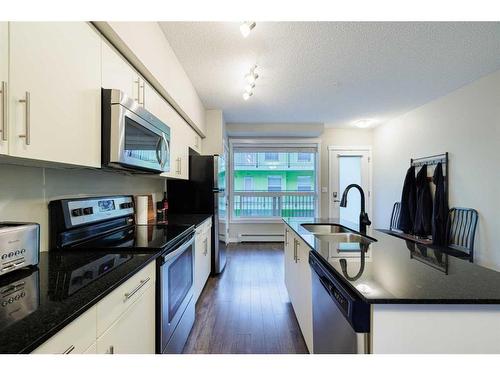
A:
[159,22,500,127]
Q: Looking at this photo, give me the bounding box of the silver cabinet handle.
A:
[134,78,141,104]
[0,81,7,141]
[293,239,297,262]
[203,238,208,255]
[295,240,300,262]
[142,81,146,106]
[124,277,150,301]
[62,345,75,354]
[285,229,289,246]
[106,345,114,354]
[18,91,30,145]
[176,157,181,174]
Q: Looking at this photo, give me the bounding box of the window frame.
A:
[229,139,321,224]
[297,175,313,192]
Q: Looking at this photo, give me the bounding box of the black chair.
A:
[446,207,479,262]
[389,202,402,231]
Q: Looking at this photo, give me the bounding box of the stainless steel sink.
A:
[300,224,352,234]
[314,233,374,245]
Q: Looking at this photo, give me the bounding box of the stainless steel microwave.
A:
[102,89,170,173]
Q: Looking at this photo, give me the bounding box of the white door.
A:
[328,147,371,222]
[9,22,101,167]
[0,22,8,155]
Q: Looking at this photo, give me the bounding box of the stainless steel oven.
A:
[158,232,195,354]
[102,89,170,173]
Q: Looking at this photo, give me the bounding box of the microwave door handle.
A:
[155,137,162,165]
[161,133,169,168]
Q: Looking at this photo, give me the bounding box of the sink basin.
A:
[300,224,352,234]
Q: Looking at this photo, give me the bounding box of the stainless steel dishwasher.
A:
[309,251,371,354]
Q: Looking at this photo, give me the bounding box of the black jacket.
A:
[432,162,448,245]
[398,166,416,233]
[414,165,433,236]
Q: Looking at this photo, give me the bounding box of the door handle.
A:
[0,81,7,141]
[19,91,30,145]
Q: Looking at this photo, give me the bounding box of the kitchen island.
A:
[283,217,500,354]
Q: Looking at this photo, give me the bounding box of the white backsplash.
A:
[0,163,164,251]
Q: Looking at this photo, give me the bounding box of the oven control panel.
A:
[66,196,134,227]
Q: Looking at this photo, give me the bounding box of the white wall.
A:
[94,22,206,135]
[373,69,500,270]
[0,164,164,252]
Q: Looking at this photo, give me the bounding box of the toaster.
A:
[0,222,40,277]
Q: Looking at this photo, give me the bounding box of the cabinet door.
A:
[0,22,7,155]
[283,227,296,303]
[83,342,97,354]
[101,40,137,100]
[33,306,97,354]
[96,284,155,354]
[295,238,313,353]
[9,22,101,167]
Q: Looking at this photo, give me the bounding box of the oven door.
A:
[158,234,194,353]
[109,103,170,173]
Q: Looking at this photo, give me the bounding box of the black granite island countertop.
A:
[283,217,500,304]
[166,214,212,228]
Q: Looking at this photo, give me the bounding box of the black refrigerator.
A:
[167,154,227,274]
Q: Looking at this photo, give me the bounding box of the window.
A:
[264,152,279,161]
[232,145,318,220]
[267,176,282,192]
[297,176,312,191]
[243,177,254,191]
[297,153,311,162]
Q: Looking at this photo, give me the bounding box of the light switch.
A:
[321,187,328,193]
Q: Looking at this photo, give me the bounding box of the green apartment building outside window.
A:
[232,148,317,219]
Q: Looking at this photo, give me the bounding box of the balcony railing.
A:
[233,191,316,219]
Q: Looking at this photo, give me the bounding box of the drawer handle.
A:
[124,277,150,301]
[1,81,7,141]
[106,345,114,354]
[62,345,75,354]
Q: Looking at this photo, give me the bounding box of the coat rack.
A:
[410,151,449,208]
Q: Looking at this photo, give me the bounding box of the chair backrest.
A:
[390,202,402,231]
[447,207,479,259]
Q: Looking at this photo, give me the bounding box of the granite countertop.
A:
[166,214,212,228]
[0,216,210,354]
[283,217,500,304]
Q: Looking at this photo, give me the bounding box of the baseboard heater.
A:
[238,233,284,242]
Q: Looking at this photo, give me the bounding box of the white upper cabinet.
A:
[0,23,8,155]
[101,40,138,100]
[8,22,101,167]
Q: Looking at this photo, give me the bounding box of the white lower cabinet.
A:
[194,219,212,301]
[96,285,156,354]
[32,306,97,354]
[32,260,156,354]
[283,224,314,353]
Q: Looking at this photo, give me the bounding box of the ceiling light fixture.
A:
[244,65,259,84]
[242,91,253,101]
[353,119,376,128]
[240,22,256,38]
[245,83,255,92]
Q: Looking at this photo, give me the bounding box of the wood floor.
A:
[183,242,308,354]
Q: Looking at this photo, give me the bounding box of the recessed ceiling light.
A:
[245,71,259,84]
[242,91,253,101]
[245,83,255,92]
[353,119,377,128]
[240,22,256,38]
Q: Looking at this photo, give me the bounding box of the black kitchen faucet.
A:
[340,184,371,233]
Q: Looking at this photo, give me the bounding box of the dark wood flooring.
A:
[183,242,308,354]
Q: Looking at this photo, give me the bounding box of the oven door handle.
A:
[161,234,194,264]
[160,132,169,169]
[155,137,162,165]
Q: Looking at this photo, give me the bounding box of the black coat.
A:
[432,162,448,245]
[414,165,433,236]
[398,166,416,233]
